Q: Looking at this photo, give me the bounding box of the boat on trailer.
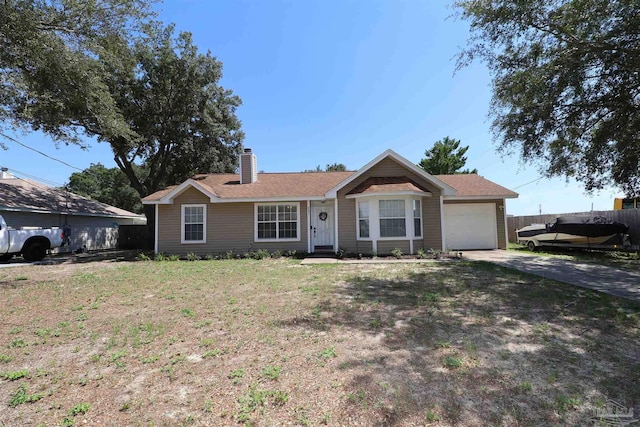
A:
[516,216,630,251]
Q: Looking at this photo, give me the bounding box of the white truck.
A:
[0,215,67,262]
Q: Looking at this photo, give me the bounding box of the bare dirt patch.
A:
[0,258,638,426]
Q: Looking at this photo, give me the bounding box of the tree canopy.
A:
[418,137,478,175]
[1,3,245,220]
[325,163,348,172]
[455,0,640,196]
[0,0,153,147]
[303,163,348,172]
[65,163,143,214]
[95,25,244,201]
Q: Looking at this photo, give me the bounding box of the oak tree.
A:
[455,0,640,195]
[65,163,143,214]
[2,3,245,222]
[94,25,244,206]
[0,0,153,146]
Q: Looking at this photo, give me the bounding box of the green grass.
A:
[1,369,29,380]
[260,365,282,381]
[8,338,26,348]
[9,383,43,407]
[202,348,222,358]
[443,356,463,369]
[61,402,91,426]
[318,346,337,359]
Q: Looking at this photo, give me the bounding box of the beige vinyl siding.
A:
[157,187,208,254]
[377,240,410,255]
[421,195,442,250]
[413,239,424,252]
[442,199,507,249]
[157,187,308,255]
[337,157,443,253]
[337,197,357,252]
[354,240,373,254]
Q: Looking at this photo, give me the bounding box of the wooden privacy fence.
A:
[118,225,153,250]
[507,210,640,245]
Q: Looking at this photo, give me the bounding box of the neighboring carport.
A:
[464,250,640,302]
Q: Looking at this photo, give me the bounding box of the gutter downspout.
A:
[154,204,159,254]
[502,198,508,249]
[307,200,311,253]
[333,198,339,253]
[440,195,446,251]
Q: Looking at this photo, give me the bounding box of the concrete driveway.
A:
[464,250,640,302]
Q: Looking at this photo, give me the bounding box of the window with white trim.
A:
[358,201,370,238]
[182,204,206,243]
[379,199,406,237]
[256,204,299,240]
[413,199,422,237]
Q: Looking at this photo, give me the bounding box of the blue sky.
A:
[0,0,624,215]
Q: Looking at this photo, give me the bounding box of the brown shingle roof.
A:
[143,170,517,202]
[0,178,145,218]
[347,177,432,195]
[435,174,518,198]
[142,172,354,201]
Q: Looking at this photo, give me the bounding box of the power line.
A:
[2,167,76,219]
[466,147,494,165]
[0,131,85,172]
[0,166,65,187]
[511,176,545,190]
[3,171,58,193]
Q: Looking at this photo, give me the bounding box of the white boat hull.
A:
[528,232,617,245]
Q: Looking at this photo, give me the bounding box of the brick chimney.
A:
[240,148,257,184]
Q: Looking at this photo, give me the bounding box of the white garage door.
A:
[443,203,498,250]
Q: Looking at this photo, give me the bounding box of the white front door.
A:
[311,205,334,248]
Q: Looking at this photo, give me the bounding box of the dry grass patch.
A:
[509,243,640,271]
[0,258,638,426]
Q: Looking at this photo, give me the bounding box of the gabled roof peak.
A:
[324,149,457,198]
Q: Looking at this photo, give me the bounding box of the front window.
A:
[257,204,299,240]
[413,199,422,237]
[358,201,370,238]
[379,200,406,237]
[182,204,206,243]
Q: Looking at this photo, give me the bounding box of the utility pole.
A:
[539,204,542,215]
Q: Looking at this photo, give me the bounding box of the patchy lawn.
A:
[0,258,638,426]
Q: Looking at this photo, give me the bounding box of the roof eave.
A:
[0,205,146,219]
[145,195,331,204]
[346,191,432,199]
[443,194,519,200]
